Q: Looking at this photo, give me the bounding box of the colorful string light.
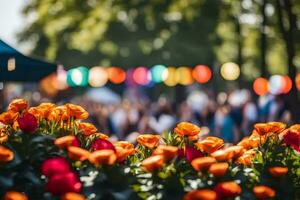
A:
[62,64,297,95]
[220,62,240,81]
[253,77,269,96]
[89,66,108,87]
[192,65,212,83]
[107,67,126,84]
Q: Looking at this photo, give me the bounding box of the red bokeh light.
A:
[253,77,269,96]
[133,67,150,85]
[282,75,292,94]
[192,65,212,83]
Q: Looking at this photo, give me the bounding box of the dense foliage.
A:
[19,0,300,78]
[0,99,300,200]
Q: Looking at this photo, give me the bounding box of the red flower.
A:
[41,157,71,178]
[17,113,38,133]
[46,172,82,195]
[72,137,81,147]
[177,148,184,160]
[91,139,116,152]
[185,145,204,163]
[283,129,300,152]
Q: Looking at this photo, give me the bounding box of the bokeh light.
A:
[192,65,212,83]
[175,67,194,85]
[164,67,177,86]
[89,66,108,87]
[151,64,168,83]
[107,67,126,84]
[253,77,269,96]
[296,73,300,91]
[133,66,151,85]
[126,68,137,86]
[282,75,292,94]
[40,73,58,97]
[269,75,285,95]
[56,66,68,90]
[67,66,89,87]
[220,62,240,81]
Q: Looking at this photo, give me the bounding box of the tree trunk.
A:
[236,13,243,87]
[276,0,300,122]
[260,0,268,77]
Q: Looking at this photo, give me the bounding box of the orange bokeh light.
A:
[253,77,269,96]
[192,65,212,83]
[296,74,300,91]
[107,67,126,84]
[175,67,194,85]
[282,75,292,94]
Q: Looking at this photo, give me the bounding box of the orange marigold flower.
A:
[47,106,69,121]
[224,146,244,159]
[174,122,201,137]
[153,145,178,161]
[67,146,90,161]
[236,149,256,166]
[78,123,97,136]
[93,132,109,140]
[55,135,77,149]
[269,167,288,177]
[183,189,217,200]
[114,141,135,156]
[8,99,28,113]
[253,186,275,199]
[115,146,132,162]
[136,134,160,149]
[254,122,286,136]
[4,191,28,200]
[89,149,117,166]
[195,137,224,154]
[248,132,263,148]
[211,150,230,162]
[61,192,85,200]
[27,107,41,118]
[191,156,217,171]
[0,112,18,125]
[65,103,89,120]
[289,124,300,132]
[0,135,8,144]
[237,137,251,149]
[0,145,14,162]
[208,162,229,177]
[38,103,56,117]
[142,155,164,172]
[188,134,199,141]
[0,128,8,143]
[214,181,241,198]
[29,103,56,119]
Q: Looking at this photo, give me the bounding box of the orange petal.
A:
[68,146,90,161]
[0,145,14,162]
[141,155,164,172]
[191,157,217,171]
[89,149,117,166]
[4,191,28,200]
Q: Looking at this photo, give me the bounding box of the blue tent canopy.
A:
[0,40,57,82]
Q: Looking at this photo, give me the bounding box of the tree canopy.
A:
[18,0,300,81]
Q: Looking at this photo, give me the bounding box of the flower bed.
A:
[0,99,299,200]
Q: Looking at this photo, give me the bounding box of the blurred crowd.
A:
[1,85,292,144]
[79,89,292,143]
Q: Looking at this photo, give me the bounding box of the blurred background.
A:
[0,0,300,141]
